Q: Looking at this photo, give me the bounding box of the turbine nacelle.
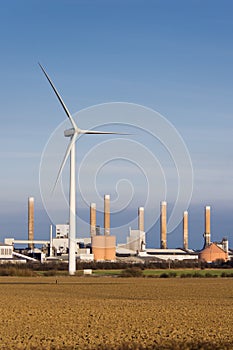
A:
[64,128,75,137]
[64,127,127,138]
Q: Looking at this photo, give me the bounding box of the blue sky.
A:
[0,0,232,249]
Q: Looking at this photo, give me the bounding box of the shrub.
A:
[159,272,177,278]
[159,273,169,278]
[0,266,36,277]
[121,267,143,277]
[205,272,218,278]
[192,272,203,278]
[43,270,57,276]
[205,272,212,278]
[221,272,233,278]
[168,271,177,278]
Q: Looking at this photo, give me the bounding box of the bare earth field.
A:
[0,277,232,349]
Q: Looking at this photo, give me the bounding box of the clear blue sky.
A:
[0,0,232,249]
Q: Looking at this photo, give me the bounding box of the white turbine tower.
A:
[39,63,125,275]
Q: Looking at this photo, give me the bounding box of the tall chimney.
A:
[160,201,167,249]
[90,203,96,237]
[204,206,211,247]
[28,197,34,250]
[138,207,144,232]
[183,211,188,250]
[104,195,110,236]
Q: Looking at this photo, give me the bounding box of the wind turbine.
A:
[39,63,125,275]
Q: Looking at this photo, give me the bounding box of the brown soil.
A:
[0,277,232,349]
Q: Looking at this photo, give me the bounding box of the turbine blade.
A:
[38,63,77,130]
[52,133,78,193]
[80,130,130,135]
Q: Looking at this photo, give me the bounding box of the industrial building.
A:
[56,224,69,238]
[90,195,116,261]
[198,242,228,263]
[139,249,198,261]
[1,197,231,265]
[197,206,229,263]
[0,243,13,260]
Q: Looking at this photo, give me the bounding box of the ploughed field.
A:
[0,277,233,349]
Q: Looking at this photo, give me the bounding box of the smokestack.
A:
[138,207,144,232]
[160,201,167,249]
[183,211,188,250]
[28,197,34,250]
[104,195,110,236]
[204,206,211,247]
[90,203,96,237]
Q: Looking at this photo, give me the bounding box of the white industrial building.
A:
[56,224,69,238]
[52,237,94,261]
[117,228,146,255]
[0,243,13,259]
[139,249,198,261]
[126,229,146,252]
[0,242,37,263]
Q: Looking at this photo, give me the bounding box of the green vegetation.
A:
[0,265,37,277]
[143,269,228,278]
[121,267,143,277]
[0,263,233,278]
[221,272,233,277]
[88,268,233,278]
[92,269,122,276]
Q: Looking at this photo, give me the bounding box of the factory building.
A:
[52,234,92,260]
[124,207,146,252]
[92,235,116,261]
[198,242,228,263]
[117,207,146,256]
[0,242,38,263]
[91,195,116,261]
[139,248,198,261]
[56,224,69,238]
[52,237,69,255]
[1,197,231,265]
[0,243,13,260]
[198,207,229,262]
[126,229,146,252]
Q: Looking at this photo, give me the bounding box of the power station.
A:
[1,196,231,265]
